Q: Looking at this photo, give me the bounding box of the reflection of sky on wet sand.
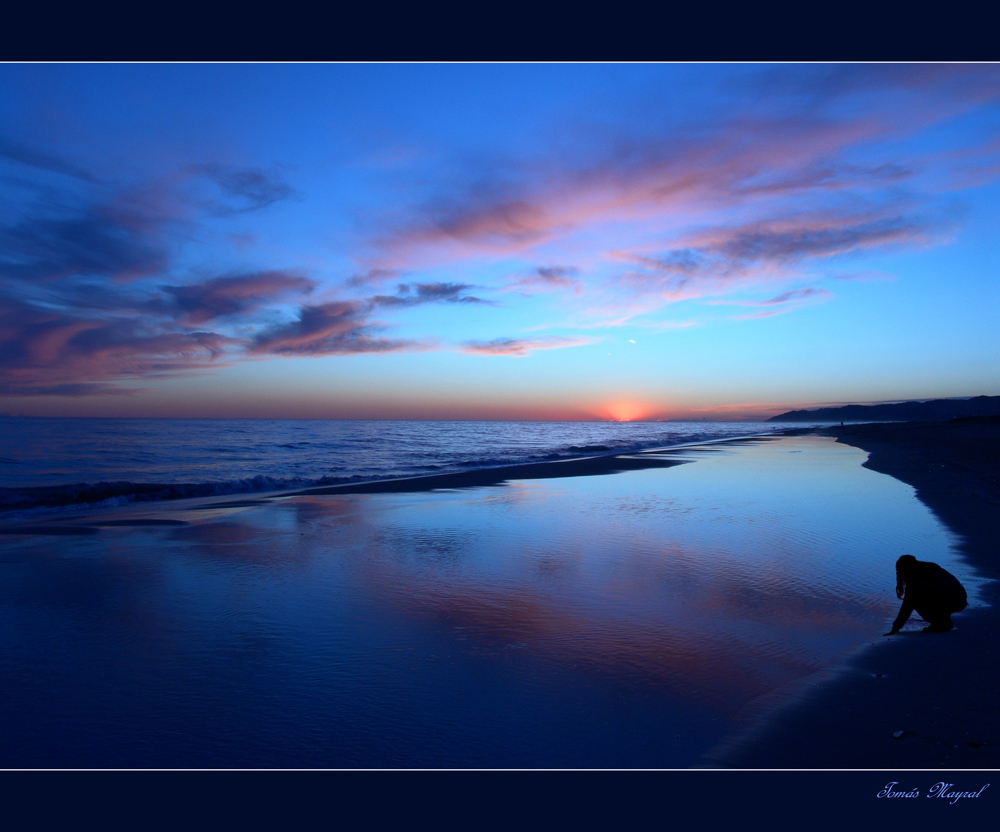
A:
[0,436,971,767]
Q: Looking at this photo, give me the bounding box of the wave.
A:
[0,424,792,516]
[0,475,313,514]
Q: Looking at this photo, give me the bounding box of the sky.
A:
[0,63,998,421]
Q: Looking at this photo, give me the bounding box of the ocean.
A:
[0,417,829,516]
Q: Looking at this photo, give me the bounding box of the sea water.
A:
[0,417,828,514]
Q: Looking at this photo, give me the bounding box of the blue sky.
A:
[1,64,998,419]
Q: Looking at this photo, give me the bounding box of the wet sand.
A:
[707,419,1000,769]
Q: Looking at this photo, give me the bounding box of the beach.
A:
[709,419,1000,768]
[0,421,995,768]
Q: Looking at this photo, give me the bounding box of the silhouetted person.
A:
[886,554,967,634]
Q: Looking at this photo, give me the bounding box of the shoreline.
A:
[0,431,787,529]
[706,419,1000,769]
[286,431,791,497]
[0,420,811,516]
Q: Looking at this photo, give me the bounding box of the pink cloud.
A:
[460,335,597,356]
[610,210,928,312]
[365,110,910,270]
[356,66,1000,331]
[162,271,315,324]
[250,301,419,356]
[830,270,896,282]
[0,298,232,396]
[503,266,583,296]
[706,287,833,307]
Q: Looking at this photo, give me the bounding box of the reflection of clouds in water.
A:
[361,560,848,711]
[612,496,695,517]
[530,546,583,578]
[285,496,367,524]
[473,482,554,511]
[163,496,378,568]
[374,527,480,568]
[167,520,312,569]
[350,522,868,711]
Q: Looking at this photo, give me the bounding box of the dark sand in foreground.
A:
[707,419,1000,769]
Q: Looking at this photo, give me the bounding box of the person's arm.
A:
[886,597,914,635]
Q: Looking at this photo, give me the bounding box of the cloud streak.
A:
[692,215,927,265]
[250,301,420,356]
[0,143,474,393]
[0,205,169,284]
[0,297,231,396]
[705,287,833,307]
[369,281,489,308]
[504,266,583,295]
[612,211,930,310]
[161,271,315,324]
[0,159,386,392]
[0,135,98,183]
[249,281,495,357]
[460,335,596,356]
[191,164,297,215]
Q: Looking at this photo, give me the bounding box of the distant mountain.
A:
[768,395,1000,423]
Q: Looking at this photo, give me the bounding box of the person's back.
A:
[905,560,967,608]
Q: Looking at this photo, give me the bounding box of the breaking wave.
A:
[0,418,830,516]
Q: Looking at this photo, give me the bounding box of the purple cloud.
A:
[362,64,999,300]
[703,216,925,265]
[0,135,98,183]
[250,301,419,356]
[461,335,595,356]
[408,197,550,249]
[505,266,583,295]
[192,163,297,215]
[706,287,833,307]
[346,268,400,289]
[0,297,231,396]
[0,206,169,284]
[615,211,929,306]
[161,271,316,324]
[0,173,308,393]
[758,287,831,305]
[369,282,489,308]
[248,281,496,358]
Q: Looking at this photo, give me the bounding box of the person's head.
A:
[896,554,917,578]
[895,556,918,597]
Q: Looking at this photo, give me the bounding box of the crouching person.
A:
[887,554,967,635]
